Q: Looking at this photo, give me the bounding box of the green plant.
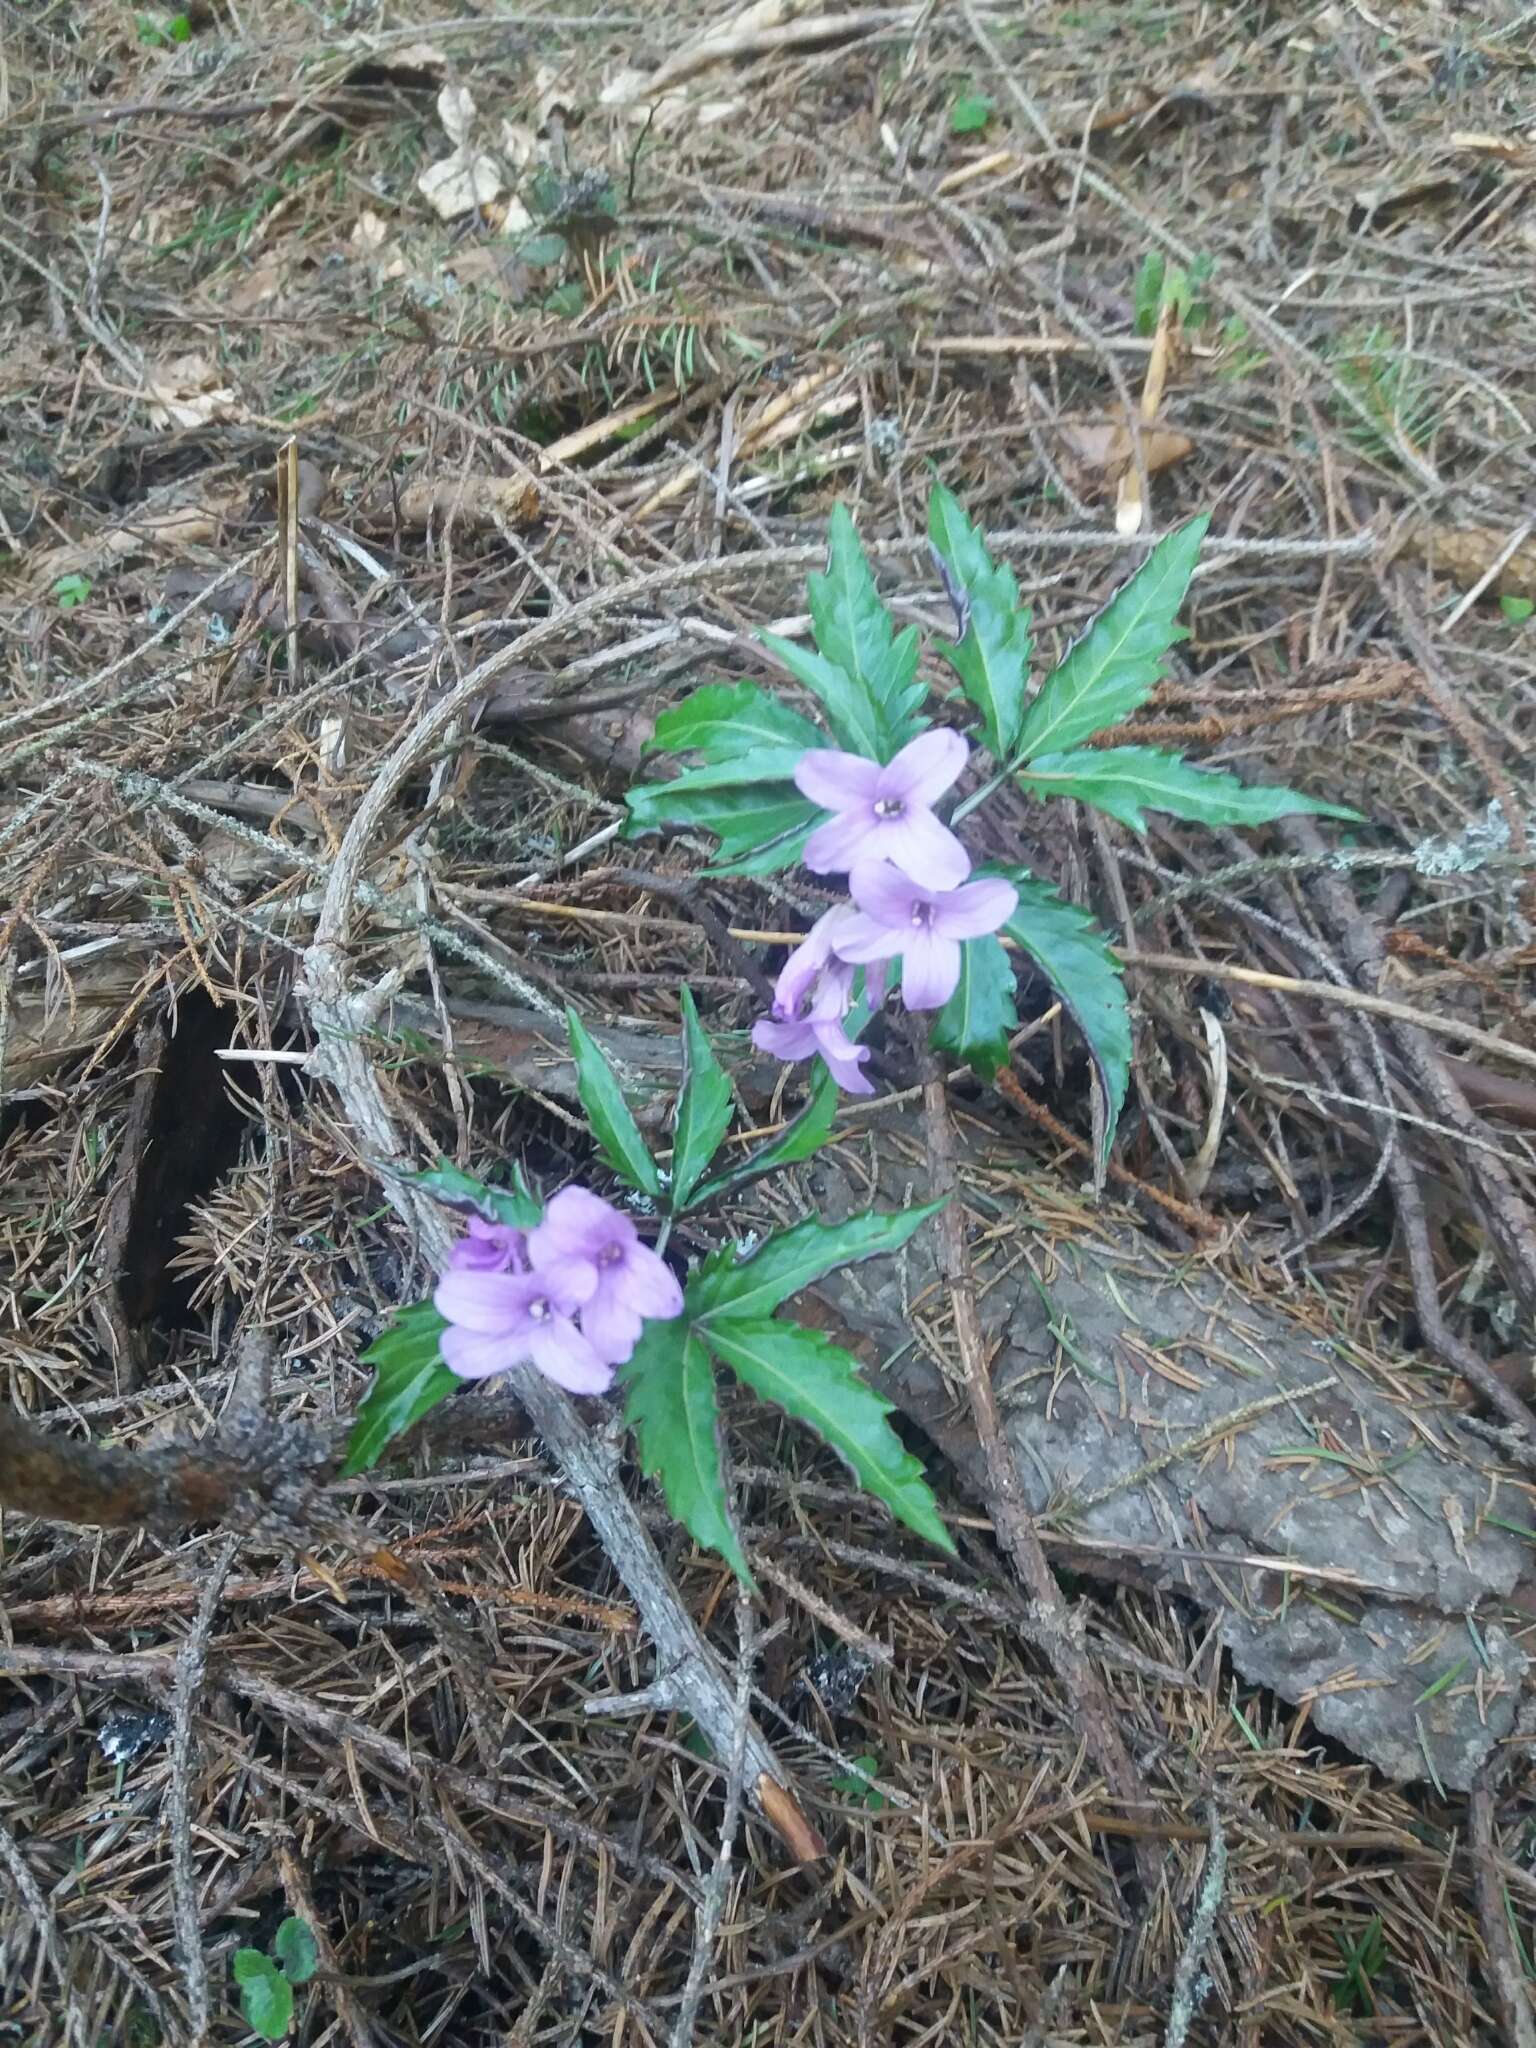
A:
[1133,249,1215,335]
[949,91,994,135]
[233,1918,317,2041]
[1328,326,1440,463]
[1332,1914,1387,2014]
[624,487,1355,1163]
[344,1002,951,1584]
[1499,594,1533,625]
[52,573,92,609]
[830,1752,888,1809]
[136,11,191,45]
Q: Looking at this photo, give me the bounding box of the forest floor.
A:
[3,2,1536,2043]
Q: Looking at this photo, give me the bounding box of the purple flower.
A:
[445,1216,526,1274]
[836,861,1019,1012]
[771,902,861,1018]
[794,730,971,887]
[434,1258,609,1394]
[752,970,873,1095]
[527,1186,683,1366]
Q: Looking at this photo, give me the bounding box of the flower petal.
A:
[872,806,971,888]
[447,1220,523,1274]
[529,1185,629,1265]
[878,728,968,807]
[811,1023,875,1094]
[794,748,883,810]
[441,1325,529,1379]
[848,857,923,927]
[831,913,905,965]
[580,1290,644,1366]
[804,807,879,876]
[434,1268,533,1336]
[901,931,961,1010]
[619,1244,684,1320]
[753,1014,819,1061]
[529,1253,599,1314]
[529,1320,614,1394]
[930,875,1018,940]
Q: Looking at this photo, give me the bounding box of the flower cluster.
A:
[752,731,1017,1092]
[434,1187,682,1394]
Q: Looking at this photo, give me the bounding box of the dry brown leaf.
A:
[1402,524,1536,601]
[144,353,243,430]
[1056,419,1194,496]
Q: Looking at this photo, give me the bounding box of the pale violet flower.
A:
[771,902,861,1018]
[836,860,1018,1012]
[434,1186,683,1390]
[794,729,971,887]
[752,968,873,1095]
[445,1216,526,1274]
[527,1186,684,1366]
[434,1258,609,1393]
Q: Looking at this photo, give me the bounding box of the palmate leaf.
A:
[342,1301,458,1478]
[927,483,1032,760]
[703,1318,954,1555]
[1015,515,1209,761]
[1018,745,1362,833]
[650,680,825,762]
[807,504,926,746]
[687,1203,943,1325]
[689,1059,840,1205]
[1002,876,1132,1169]
[671,988,734,1208]
[407,1157,541,1228]
[929,934,1017,1081]
[564,1006,662,1197]
[622,1320,752,1584]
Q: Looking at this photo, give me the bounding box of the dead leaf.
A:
[1402,523,1536,601]
[499,119,538,167]
[351,209,390,251]
[437,82,476,150]
[418,150,504,221]
[143,353,242,430]
[1055,419,1194,497]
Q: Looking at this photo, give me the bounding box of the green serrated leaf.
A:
[949,92,993,135]
[622,1321,752,1582]
[928,484,1032,759]
[930,934,1017,1081]
[273,1919,318,1987]
[690,1060,840,1204]
[650,681,825,761]
[407,1157,541,1228]
[623,747,810,794]
[807,505,925,744]
[1016,516,1210,760]
[234,1952,294,2042]
[623,777,820,870]
[1018,746,1362,833]
[1002,876,1131,1169]
[342,1302,458,1478]
[565,1007,661,1197]
[759,630,886,758]
[688,1204,942,1325]
[703,1318,954,1554]
[672,989,734,1209]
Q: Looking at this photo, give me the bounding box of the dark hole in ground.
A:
[118,988,254,1330]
